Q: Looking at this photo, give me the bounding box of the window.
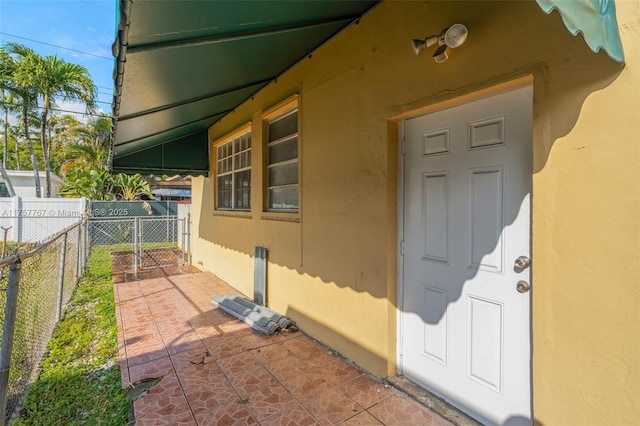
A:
[216,131,251,210]
[266,109,298,211]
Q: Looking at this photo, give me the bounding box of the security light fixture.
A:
[412,23,468,63]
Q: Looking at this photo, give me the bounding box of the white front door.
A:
[400,85,533,425]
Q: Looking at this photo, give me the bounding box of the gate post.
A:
[133,218,138,274]
[75,222,82,280]
[0,261,22,426]
[186,212,191,265]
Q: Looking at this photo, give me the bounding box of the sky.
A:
[0,0,117,119]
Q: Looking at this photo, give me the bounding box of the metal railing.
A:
[0,220,87,425]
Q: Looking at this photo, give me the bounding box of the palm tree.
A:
[0,52,22,196]
[33,54,96,197]
[1,43,42,197]
[58,115,111,177]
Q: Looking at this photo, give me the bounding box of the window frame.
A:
[215,128,252,212]
[265,108,299,213]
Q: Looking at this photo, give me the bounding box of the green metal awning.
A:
[110,0,380,176]
[536,0,624,62]
[111,0,624,176]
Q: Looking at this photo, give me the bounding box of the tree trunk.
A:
[15,137,20,171]
[3,108,8,168]
[40,109,52,198]
[0,110,15,196]
[0,162,15,197]
[22,105,40,198]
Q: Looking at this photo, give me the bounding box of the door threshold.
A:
[384,375,482,426]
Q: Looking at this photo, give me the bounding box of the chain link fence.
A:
[0,200,192,423]
[88,200,189,274]
[89,216,188,274]
[0,220,87,424]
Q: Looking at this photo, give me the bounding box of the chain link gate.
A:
[87,201,190,274]
[88,216,188,273]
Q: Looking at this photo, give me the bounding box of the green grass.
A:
[11,249,130,426]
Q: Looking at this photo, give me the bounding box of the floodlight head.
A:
[411,35,439,57]
[411,39,426,57]
[441,24,468,48]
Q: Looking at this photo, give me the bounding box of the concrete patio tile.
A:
[262,353,309,382]
[184,380,238,416]
[341,411,384,425]
[281,369,334,403]
[316,355,364,386]
[170,349,224,392]
[367,394,435,426]
[244,383,297,422]
[127,355,173,384]
[260,404,321,426]
[132,371,195,425]
[238,330,282,350]
[202,334,245,359]
[115,269,459,426]
[302,386,364,425]
[215,351,258,376]
[193,400,257,426]
[248,342,292,365]
[337,375,395,410]
[282,336,335,368]
[162,332,205,355]
[124,333,168,367]
[226,364,280,396]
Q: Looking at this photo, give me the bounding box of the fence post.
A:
[133,218,138,275]
[84,218,90,265]
[0,261,22,426]
[75,223,82,281]
[56,233,68,322]
[186,212,191,266]
[11,196,20,244]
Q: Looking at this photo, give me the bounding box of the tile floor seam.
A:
[118,282,142,386]
[212,338,322,424]
[124,281,197,424]
[209,356,266,424]
[144,289,203,425]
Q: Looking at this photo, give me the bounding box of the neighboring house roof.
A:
[151,188,191,198]
[4,170,64,185]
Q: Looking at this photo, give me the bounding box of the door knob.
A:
[516,280,531,293]
[514,256,531,269]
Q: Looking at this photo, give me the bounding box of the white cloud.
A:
[56,100,105,123]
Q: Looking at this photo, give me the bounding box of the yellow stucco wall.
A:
[531,1,640,424]
[191,1,639,424]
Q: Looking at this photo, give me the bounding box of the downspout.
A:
[109,0,132,173]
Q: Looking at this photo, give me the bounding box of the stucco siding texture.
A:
[192,1,639,424]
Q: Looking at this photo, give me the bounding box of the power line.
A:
[81,1,115,13]
[0,32,113,61]
[2,102,111,118]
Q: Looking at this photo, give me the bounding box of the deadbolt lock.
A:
[516,280,531,293]
[514,256,531,269]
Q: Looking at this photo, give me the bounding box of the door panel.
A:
[400,85,533,425]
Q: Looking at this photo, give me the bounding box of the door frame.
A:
[395,76,535,413]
